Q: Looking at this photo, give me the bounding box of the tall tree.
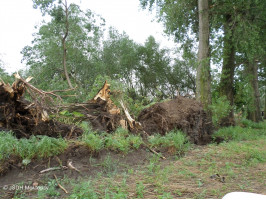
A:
[196,0,212,115]
[22,1,104,91]
[140,0,265,125]
[246,61,261,122]
[32,0,73,88]
[219,13,236,126]
[140,0,212,110]
[61,0,72,88]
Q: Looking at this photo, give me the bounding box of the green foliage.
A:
[240,119,266,129]
[100,154,118,174]
[15,137,39,160]
[221,141,266,166]
[210,96,231,127]
[148,130,190,156]
[0,131,18,161]
[104,128,143,153]
[70,181,98,199]
[0,131,67,162]
[136,181,145,198]
[79,122,103,152]
[147,154,160,173]
[79,123,142,153]
[35,136,67,158]
[105,134,130,154]
[82,132,103,152]
[23,1,105,95]
[0,65,13,84]
[213,124,266,142]
[37,179,61,198]
[53,110,84,125]
[127,135,143,149]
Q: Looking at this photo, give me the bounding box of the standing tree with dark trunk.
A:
[247,61,262,122]
[219,14,236,126]
[196,0,212,117]
[61,0,73,89]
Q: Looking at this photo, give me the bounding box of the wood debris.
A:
[54,174,68,194]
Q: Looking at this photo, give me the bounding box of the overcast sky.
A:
[0,0,175,73]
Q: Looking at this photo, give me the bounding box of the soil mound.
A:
[138,97,213,144]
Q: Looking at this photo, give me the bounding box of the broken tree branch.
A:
[54,174,68,194]
[143,143,166,160]
[67,160,81,173]
[39,166,67,174]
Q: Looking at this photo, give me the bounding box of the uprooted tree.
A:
[0,74,213,144]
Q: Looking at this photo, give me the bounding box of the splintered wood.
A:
[93,80,120,115]
[0,73,83,138]
[0,74,143,137]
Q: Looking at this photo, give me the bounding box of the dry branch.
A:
[39,166,67,174]
[143,143,166,160]
[54,174,68,194]
[67,160,81,173]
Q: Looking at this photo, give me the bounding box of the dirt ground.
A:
[0,142,265,199]
[0,144,152,198]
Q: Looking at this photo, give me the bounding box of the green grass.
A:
[1,120,265,199]
[213,120,266,142]
[104,127,143,153]
[81,132,103,152]
[240,119,266,129]
[70,181,98,199]
[0,131,67,163]
[148,130,190,156]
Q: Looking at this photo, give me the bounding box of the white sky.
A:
[0,0,175,74]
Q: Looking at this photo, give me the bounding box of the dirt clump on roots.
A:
[138,96,213,145]
[0,78,83,139]
[0,77,124,139]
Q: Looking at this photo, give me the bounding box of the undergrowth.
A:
[148,130,190,156]
[0,132,67,162]
[0,123,191,163]
[1,121,265,199]
[213,119,266,141]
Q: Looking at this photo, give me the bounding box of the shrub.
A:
[82,132,103,152]
[105,134,130,153]
[0,131,67,161]
[104,128,143,153]
[240,119,266,129]
[213,124,266,142]
[35,136,68,158]
[127,135,143,149]
[0,131,18,161]
[148,130,190,156]
[210,96,231,127]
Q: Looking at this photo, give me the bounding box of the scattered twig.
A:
[67,160,81,173]
[39,166,67,174]
[143,143,166,160]
[54,174,68,194]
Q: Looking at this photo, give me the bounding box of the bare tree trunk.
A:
[263,86,266,119]
[62,0,73,89]
[247,61,262,122]
[196,0,212,118]
[219,15,235,126]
